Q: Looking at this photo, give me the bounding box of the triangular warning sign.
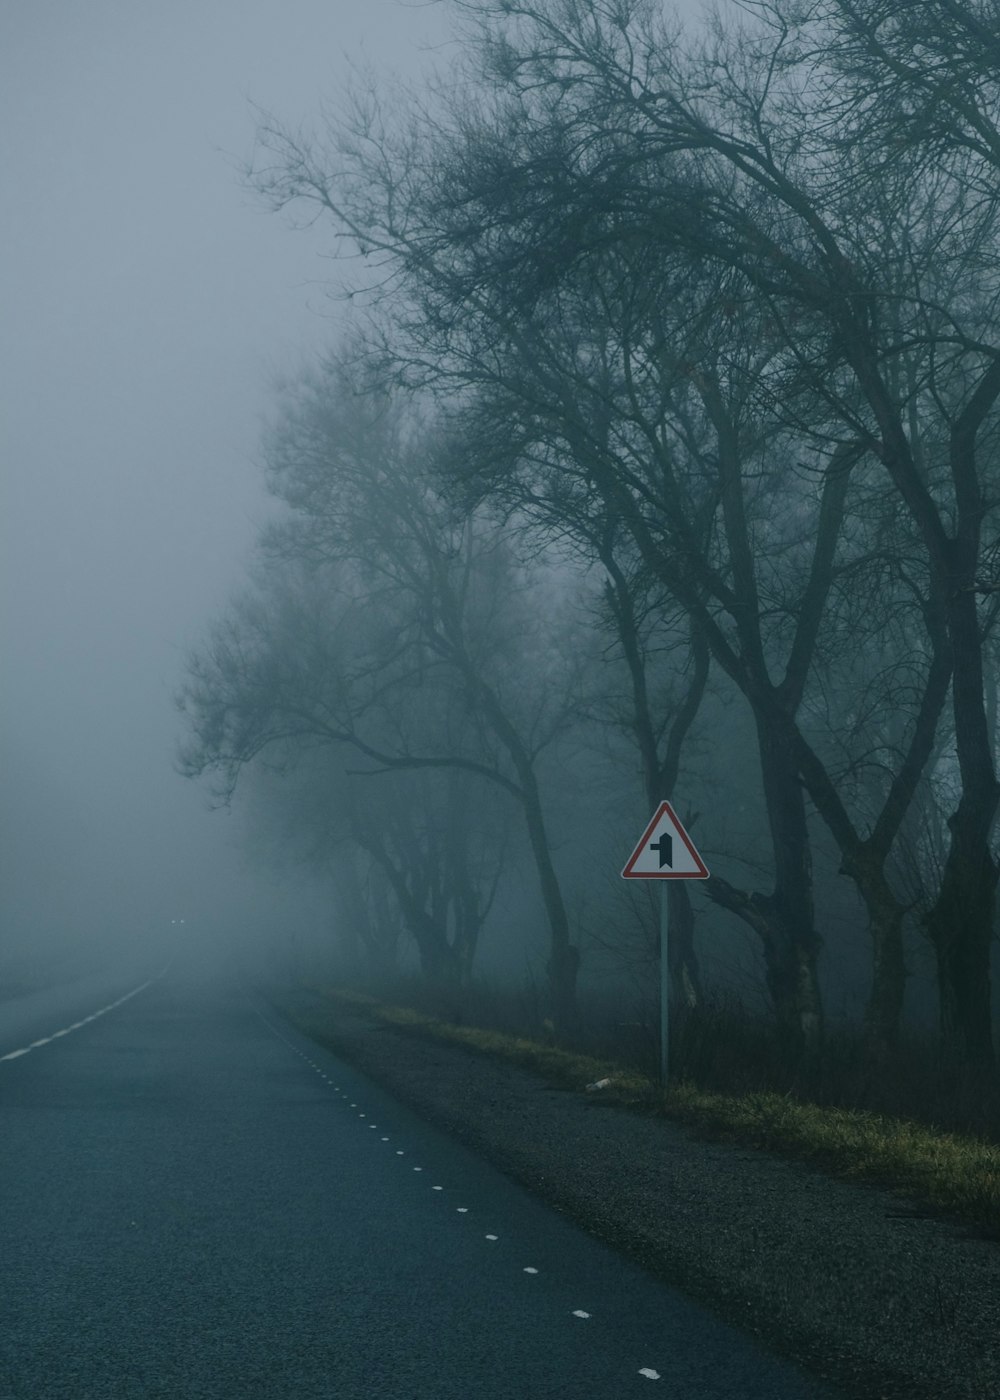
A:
[622,801,709,879]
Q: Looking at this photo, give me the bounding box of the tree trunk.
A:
[365,867,401,976]
[362,837,459,988]
[416,931,461,985]
[445,776,481,990]
[924,801,998,1067]
[757,712,824,1057]
[932,583,999,1066]
[707,710,824,1062]
[918,576,999,1067]
[762,901,824,1063]
[465,671,580,1031]
[667,881,702,1010]
[518,774,579,1031]
[863,883,907,1052]
[705,876,824,1063]
[495,760,578,1032]
[331,846,369,973]
[834,846,908,1051]
[865,381,1000,1067]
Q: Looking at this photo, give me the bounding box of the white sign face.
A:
[621,801,709,879]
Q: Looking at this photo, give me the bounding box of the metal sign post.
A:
[621,800,709,1086]
[660,882,670,1085]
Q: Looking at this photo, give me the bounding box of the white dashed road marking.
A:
[0,964,171,1063]
[253,1011,669,1396]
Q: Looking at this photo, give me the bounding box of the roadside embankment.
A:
[270,983,1000,1400]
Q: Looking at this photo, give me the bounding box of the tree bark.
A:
[706,710,824,1062]
[925,579,999,1067]
[453,653,580,1032]
[924,792,998,1067]
[519,767,579,1031]
[860,866,907,1051]
[667,881,702,1009]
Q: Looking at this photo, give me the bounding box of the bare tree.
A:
[248,102,869,1058]
[243,0,1000,1062]
[382,0,999,1061]
[178,372,586,1027]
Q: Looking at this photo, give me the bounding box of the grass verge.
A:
[310,984,1000,1240]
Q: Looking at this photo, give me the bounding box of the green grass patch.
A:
[664,1083,1000,1236]
[310,983,1000,1238]
[317,985,650,1097]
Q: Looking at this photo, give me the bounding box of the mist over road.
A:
[0,964,837,1399]
[0,957,172,1065]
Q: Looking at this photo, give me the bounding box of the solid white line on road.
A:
[0,964,172,1064]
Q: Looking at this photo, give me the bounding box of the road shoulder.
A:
[272,986,1000,1400]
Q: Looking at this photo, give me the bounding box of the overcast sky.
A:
[0,0,452,978]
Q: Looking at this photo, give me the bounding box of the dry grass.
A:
[312,984,1000,1238]
[664,1083,1000,1236]
[317,986,649,1096]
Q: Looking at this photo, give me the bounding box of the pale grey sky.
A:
[0,0,452,977]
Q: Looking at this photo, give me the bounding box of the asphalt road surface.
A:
[0,963,840,1399]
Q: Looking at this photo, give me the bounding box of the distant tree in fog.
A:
[240,742,508,984]
[178,367,587,1025]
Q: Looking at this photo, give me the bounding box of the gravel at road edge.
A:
[273,988,999,1400]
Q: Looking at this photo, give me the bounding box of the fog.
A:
[0,1,450,991]
[3,0,994,1071]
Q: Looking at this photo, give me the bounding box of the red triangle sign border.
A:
[621,800,709,879]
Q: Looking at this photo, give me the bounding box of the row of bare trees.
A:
[180,0,1000,1066]
[178,374,593,1026]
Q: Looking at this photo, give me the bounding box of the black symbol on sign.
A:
[650,832,673,868]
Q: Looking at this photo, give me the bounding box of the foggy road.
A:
[0,967,838,1400]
